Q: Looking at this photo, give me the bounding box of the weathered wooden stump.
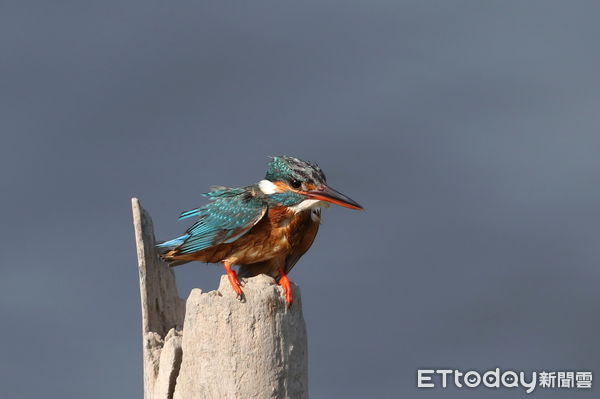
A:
[132,198,308,399]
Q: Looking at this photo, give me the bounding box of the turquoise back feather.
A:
[168,186,267,254]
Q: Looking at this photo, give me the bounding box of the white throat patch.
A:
[288,199,327,213]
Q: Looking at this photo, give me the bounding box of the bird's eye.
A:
[291,179,302,189]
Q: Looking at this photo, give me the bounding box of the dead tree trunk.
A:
[131,198,308,399]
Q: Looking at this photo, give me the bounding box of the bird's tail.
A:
[156,234,192,267]
[157,234,189,249]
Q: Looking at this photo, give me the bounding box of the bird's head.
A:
[259,156,363,211]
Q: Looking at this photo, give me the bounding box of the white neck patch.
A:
[258,179,278,194]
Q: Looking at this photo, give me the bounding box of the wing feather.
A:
[174,188,266,254]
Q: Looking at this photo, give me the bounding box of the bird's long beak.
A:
[304,185,363,210]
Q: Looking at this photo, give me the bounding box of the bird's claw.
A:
[278,270,293,308]
[227,272,243,299]
[224,262,244,300]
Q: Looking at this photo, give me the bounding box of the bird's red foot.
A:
[223,261,243,298]
[278,268,293,307]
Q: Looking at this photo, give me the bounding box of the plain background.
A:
[1,1,599,398]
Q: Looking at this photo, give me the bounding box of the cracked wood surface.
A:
[132,198,308,399]
[132,198,185,399]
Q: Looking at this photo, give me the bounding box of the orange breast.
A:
[282,209,320,273]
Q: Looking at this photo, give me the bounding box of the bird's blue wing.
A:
[178,186,247,220]
[172,189,267,255]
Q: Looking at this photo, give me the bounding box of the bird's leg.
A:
[223,260,243,298]
[278,268,293,307]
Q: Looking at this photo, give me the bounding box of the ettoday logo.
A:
[417,368,593,394]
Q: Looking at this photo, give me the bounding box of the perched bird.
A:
[158,156,363,306]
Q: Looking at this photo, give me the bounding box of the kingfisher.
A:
[158,156,363,306]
